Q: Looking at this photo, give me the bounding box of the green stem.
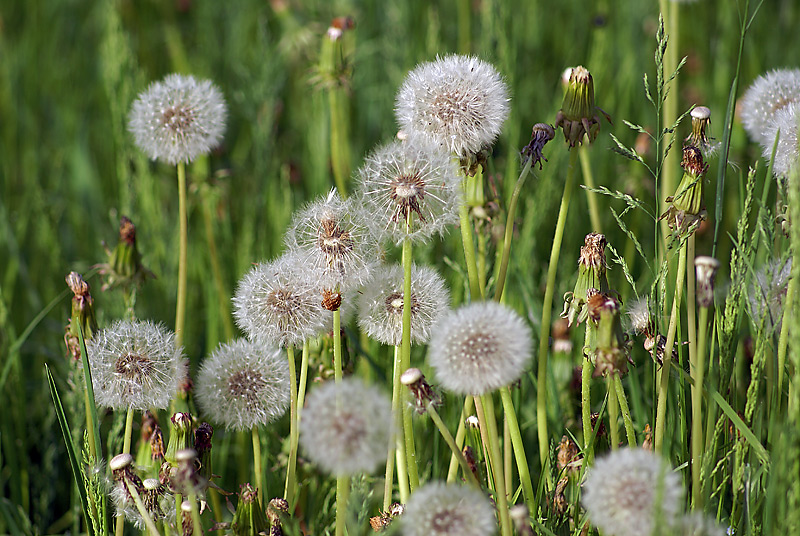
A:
[122,407,135,454]
[655,241,688,452]
[613,375,636,446]
[125,478,162,536]
[188,491,203,536]
[284,345,298,507]
[499,386,535,513]
[175,161,188,347]
[692,305,709,508]
[252,427,264,505]
[536,149,579,471]
[579,146,602,234]
[335,475,350,536]
[297,341,310,415]
[475,395,511,536]
[494,157,532,301]
[459,202,482,299]
[426,402,480,488]
[333,309,342,382]
[607,375,620,449]
[400,231,419,492]
[581,325,594,464]
[201,184,234,341]
[776,266,795,402]
[385,345,407,509]
[446,397,474,483]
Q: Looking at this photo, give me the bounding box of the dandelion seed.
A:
[739,68,800,146]
[195,338,290,432]
[232,253,328,348]
[428,301,532,395]
[357,263,450,346]
[582,447,683,536]
[285,189,377,291]
[401,482,496,536]
[395,54,510,160]
[299,378,392,476]
[87,321,184,411]
[355,140,461,244]
[129,73,227,165]
[763,102,800,180]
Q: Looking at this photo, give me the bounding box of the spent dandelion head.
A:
[763,102,800,180]
[299,378,392,476]
[232,253,327,348]
[582,447,683,536]
[195,338,290,432]
[521,122,556,169]
[395,54,510,166]
[561,232,610,327]
[739,68,800,146]
[128,73,227,165]
[401,482,496,536]
[686,106,718,157]
[428,301,532,395]
[285,189,377,291]
[355,140,461,244]
[87,320,184,411]
[357,263,450,346]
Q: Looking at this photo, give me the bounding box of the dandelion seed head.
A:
[87,320,184,411]
[395,55,510,159]
[763,102,800,180]
[679,513,726,536]
[357,263,450,346]
[299,378,392,476]
[232,253,327,347]
[128,74,227,165]
[739,68,800,146]
[428,302,532,395]
[747,257,792,335]
[402,482,496,536]
[356,140,462,244]
[195,338,290,431]
[582,448,683,536]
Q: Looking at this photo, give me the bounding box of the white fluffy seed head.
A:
[355,140,462,244]
[285,190,377,292]
[232,253,328,348]
[679,513,726,536]
[582,448,684,536]
[427,301,532,395]
[747,257,792,335]
[195,338,290,432]
[87,320,184,411]
[299,378,392,477]
[762,102,800,180]
[357,263,450,346]
[395,55,510,159]
[739,68,800,146]
[128,73,227,165]
[402,482,496,536]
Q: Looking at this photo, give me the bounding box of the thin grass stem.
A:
[426,402,480,488]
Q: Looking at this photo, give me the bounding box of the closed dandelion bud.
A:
[65,271,98,361]
[582,448,683,536]
[99,216,154,292]
[231,484,269,536]
[164,413,194,466]
[521,122,555,170]
[695,256,720,308]
[592,295,631,377]
[299,378,393,476]
[562,233,610,327]
[660,145,708,234]
[739,68,800,146]
[555,66,611,147]
[428,301,532,396]
[401,482,496,536]
[193,422,214,483]
[401,367,441,414]
[685,106,717,156]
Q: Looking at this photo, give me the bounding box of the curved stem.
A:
[175,161,188,347]
[537,149,579,472]
[494,157,532,301]
[426,402,480,488]
[125,478,162,536]
[297,341,310,415]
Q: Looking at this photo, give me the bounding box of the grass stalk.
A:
[426,401,481,488]
[175,161,188,347]
[776,269,795,401]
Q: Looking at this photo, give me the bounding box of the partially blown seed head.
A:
[128,74,227,165]
[195,338,290,431]
[762,102,800,180]
[87,320,184,411]
[427,301,532,395]
[401,482,496,536]
[739,68,800,146]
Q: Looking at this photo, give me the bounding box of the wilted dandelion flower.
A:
[739,68,800,146]
[428,301,532,395]
[355,140,461,244]
[285,189,377,291]
[129,74,227,165]
[395,55,510,160]
[357,263,450,346]
[763,102,800,180]
[582,447,683,536]
[87,320,184,411]
[299,378,392,476]
[402,482,496,536]
[195,338,290,432]
[232,253,327,347]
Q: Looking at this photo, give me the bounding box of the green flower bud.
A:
[589,295,631,377]
[660,145,708,234]
[165,412,194,466]
[561,233,610,327]
[555,66,611,147]
[231,483,269,536]
[65,271,98,360]
[99,216,154,291]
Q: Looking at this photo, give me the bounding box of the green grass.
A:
[2,0,800,534]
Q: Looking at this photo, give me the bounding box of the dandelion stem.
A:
[124,478,161,536]
[335,474,350,536]
[284,345,299,508]
[333,308,342,383]
[494,156,533,302]
[613,375,636,446]
[692,304,709,508]
[252,427,264,505]
[475,394,511,536]
[122,407,135,454]
[537,149,579,472]
[188,491,203,536]
[385,345,408,508]
[400,221,420,492]
[655,241,688,452]
[581,328,594,463]
[499,386,535,513]
[446,397,474,483]
[607,375,620,449]
[776,266,795,403]
[175,161,188,347]
[297,341,310,415]
[459,202,482,299]
[426,401,480,488]
[579,146,603,234]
